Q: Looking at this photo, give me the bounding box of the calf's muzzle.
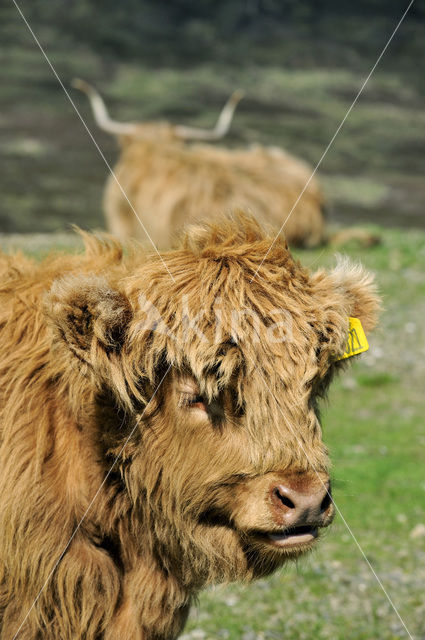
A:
[270,476,334,530]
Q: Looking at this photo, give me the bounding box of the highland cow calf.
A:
[74,79,326,249]
[0,215,379,639]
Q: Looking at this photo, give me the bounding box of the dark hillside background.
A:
[2,1,424,68]
[0,0,423,233]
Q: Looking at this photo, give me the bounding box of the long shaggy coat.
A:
[0,214,379,639]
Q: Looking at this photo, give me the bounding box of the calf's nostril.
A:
[273,487,295,510]
[320,489,332,514]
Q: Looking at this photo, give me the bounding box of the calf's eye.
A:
[180,393,207,412]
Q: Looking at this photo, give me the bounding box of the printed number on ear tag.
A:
[336,317,369,361]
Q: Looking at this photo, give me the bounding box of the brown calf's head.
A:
[47,214,379,588]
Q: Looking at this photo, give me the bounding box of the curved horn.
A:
[71,78,139,136]
[174,89,245,141]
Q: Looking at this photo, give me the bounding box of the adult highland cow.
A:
[0,214,379,639]
[73,79,326,249]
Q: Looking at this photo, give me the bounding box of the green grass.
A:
[2,226,424,639]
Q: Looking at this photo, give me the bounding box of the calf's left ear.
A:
[330,258,380,333]
[46,274,132,366]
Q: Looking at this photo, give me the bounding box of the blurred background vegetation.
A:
[0,0,424,233]
[1,2,424,638]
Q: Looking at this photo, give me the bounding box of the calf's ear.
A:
[311,258,380,364]
[330,257,380,333]
[46,274,132,366]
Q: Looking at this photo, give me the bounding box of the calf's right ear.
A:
[45,274,132,367]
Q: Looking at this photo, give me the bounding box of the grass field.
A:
[2,226,424,640]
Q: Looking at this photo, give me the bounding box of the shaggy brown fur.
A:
[0,214,379,639]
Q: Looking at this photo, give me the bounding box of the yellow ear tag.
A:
[337,317,369,361]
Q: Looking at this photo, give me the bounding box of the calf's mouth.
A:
[199,508,322,553]
[258,524,319,549]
